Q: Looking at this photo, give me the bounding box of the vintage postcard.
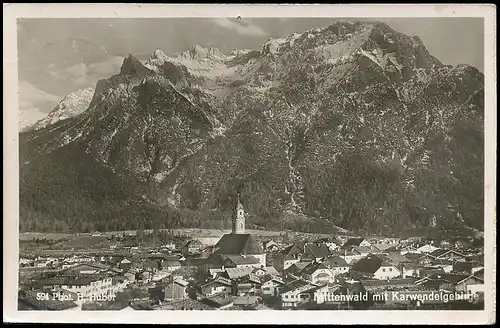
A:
[3,3,496,324]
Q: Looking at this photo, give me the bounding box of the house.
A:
[119,258,132,271]
[260,274,284,296]
[417,244,440,253]
[313,283,346,304]
[224,267,255,280]
[341,250,365,264]
[453,275,484,294]
[301,262,335,284]
[342,237,371,249]
[423,273,484,294]
[283,262,309,278]
[164,278,189,301]
[429,249,467,262]
[200,276,233,297]
[152,270,170,282]
[209,268,225,278]
[183,239,204,254]
[322,255,350,276]
[262,240,279,252]
[233,295,263,309]
[162,260,182,272]
[375,253,414,277]
[252,266,280,277]
[418,253,437,266]
[40,274,115,303]
[401,263,420,278]
[377,253,412,266]
[351,246,372,257]
[418,267,446,279]
[429,259,454,273]
[222,254,261,269]
[452,261,473,275]
[314,236,342,251]
[293,284,330,308]
[370,243,395,253]
[234,273,262,296]
[278,251,302,272]
[199,294,237,310]
[360,278,416,292]
[399,245,420,255]
[279,279,319,309]
[304,242,331,261]
[275,241,308,272]
[350,256,401,280]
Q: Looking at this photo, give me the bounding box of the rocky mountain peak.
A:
[120,54,151,76]
[28,87,95,131]
[150,49,168,60]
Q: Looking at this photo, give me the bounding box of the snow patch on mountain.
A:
[30,87,94,131]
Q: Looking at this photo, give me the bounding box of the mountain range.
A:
[19,21,484,237]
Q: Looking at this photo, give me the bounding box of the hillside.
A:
[19,21,484,236]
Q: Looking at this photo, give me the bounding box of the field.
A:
[20,228,349,246]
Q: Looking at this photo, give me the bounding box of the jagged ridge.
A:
[19,21,484,236]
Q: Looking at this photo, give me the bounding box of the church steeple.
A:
[232,193,245,234]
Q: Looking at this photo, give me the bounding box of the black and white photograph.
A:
[3,4,496,325]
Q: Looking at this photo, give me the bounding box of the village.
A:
[18,198,485,311]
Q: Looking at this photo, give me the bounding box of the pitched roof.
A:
[375,253,411,266]
[184,239,204,247]
[173,278,189,287]
[163,260,182,266]
[429,249,466,258]
[350,256,383,274]
[262,266,280,276]
[384,253,412,264]
[372,243,396,252]
[352,246,372,254]
[225,267,254,279]
[301,262,329,275]
[343,238,365,248]
[201,276,232,288]
[224,255,260,265]
[473,268,484,279]
[279,279,314,294]
[428,273,471,284]
[305,243,331,258]
[284,262,309,274]
[282,240,307,258]
[259,274,284,284]
[214,234,263,255]
[361,278,415,287]
[323,255,349,267]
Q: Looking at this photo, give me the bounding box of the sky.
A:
[17,17,484,128]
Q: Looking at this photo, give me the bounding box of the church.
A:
[211,195,267,267]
